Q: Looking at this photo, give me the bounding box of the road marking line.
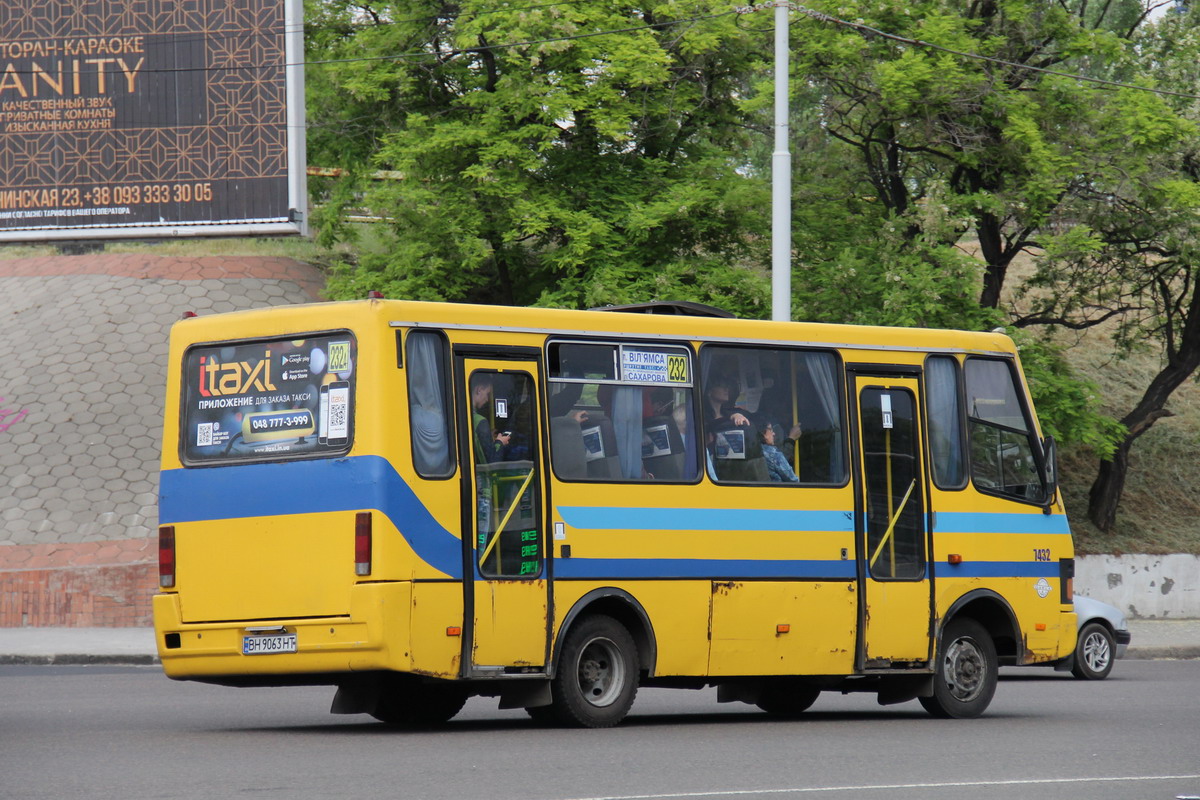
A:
[562,774,1200,800]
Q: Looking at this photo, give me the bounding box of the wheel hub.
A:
[1082,631,1111,671]
[576,638,624,707]
[944,637,985,701]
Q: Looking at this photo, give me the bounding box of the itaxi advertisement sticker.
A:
[181,333,356,464]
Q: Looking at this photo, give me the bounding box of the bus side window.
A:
[406,330,455,478]
[547,341,699,483]
[964,358,1043,502]
[700,345,846,485]
[925,355,967,489]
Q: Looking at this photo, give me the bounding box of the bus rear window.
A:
[180,332,356,465]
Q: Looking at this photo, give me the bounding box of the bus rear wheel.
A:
[371,680,467,726]
[549,615,638,728]
[919,617,997,719]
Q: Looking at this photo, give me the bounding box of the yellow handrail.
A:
[478,469,536,566]
[870,479,916,570]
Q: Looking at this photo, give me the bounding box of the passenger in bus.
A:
[471,376,511,464]
[500,402,534,462]
[760,422,800,483]
[703,374,752,430]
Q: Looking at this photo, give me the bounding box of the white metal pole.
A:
[771,1,791,322]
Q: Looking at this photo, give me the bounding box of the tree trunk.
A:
[1087,371,1187,531]
[1087,441,1130,533]
[976,212,1007,309]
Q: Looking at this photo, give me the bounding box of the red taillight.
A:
[355,512,372,576]
[159,525,176,588]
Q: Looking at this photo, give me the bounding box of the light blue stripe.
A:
[558,506,855,533]
[936,512,1071,536]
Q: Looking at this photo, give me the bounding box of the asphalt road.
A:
[2,662,1198,800]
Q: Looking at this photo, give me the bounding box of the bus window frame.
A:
[697,342,850,490]
[178,329,356,468]
[404,327,458,481]
[963,355,1050,508]
[545,337,701,486]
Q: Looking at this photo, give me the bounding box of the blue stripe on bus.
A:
[558,506,855,532]
[559,507,1070,536]
[935,512,1072,536]
[553,560,1058,580]
[159,456,464,578]
[938,561,1060,578]
[159,456,1071,582]
[554,558,857,580]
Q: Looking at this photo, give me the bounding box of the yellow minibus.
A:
[154,298,1075,726]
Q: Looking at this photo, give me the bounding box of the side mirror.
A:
[1040,435,1058,510]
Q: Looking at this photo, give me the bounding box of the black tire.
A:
[756,680,821,717]
[919,617,997,719]
[524,704,557,724]
[548,614,639,728]
[371,680,467,726]
[1072,622,1116,680]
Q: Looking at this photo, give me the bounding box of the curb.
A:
[1125,646,1200,661]
[0,654,160,666]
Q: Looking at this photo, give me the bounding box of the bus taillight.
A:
[355,512,372,576]
[159,526,176,588]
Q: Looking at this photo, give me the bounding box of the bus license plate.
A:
[243,633,297,655]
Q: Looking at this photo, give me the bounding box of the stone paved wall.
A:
[0,255,325,627]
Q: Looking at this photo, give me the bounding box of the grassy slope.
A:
[1057,335,1200,555]
[5,238,1195,554]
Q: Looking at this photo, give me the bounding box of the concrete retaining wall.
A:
[1076,554,1200,619]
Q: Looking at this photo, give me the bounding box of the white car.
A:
[1060,595,1132,680]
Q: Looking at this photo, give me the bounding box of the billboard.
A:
[0,0,306,241]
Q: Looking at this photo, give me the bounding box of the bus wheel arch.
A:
[942,589,1022,667]
[552,588,657,680]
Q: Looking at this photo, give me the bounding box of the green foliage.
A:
[310,1,773,313]
[1008,331,1125,457]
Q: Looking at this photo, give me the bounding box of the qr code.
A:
[329,402,347,430]
[196,423,214,447]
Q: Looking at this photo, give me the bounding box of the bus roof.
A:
[171,297,1019,357]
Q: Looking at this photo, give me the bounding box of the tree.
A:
[305,1,773,316]
[1021,6,1200,530]
[779,0,1157,449]
[790,0,1177,311]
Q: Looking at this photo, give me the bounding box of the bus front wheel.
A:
[550,614,639,728]
[919,617,997,719]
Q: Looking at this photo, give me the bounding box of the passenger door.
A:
[850,372,933,668]
[456,353,550,676]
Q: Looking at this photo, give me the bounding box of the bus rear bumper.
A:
[153,582,412,682]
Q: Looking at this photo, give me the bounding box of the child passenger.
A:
[760,422,799,483]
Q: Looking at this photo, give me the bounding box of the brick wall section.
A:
[0,540,156,627]
[0,254,326,300]
[0,254,326,627]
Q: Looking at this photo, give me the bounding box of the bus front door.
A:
[851,374,933,669]
[458,356,550,677]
